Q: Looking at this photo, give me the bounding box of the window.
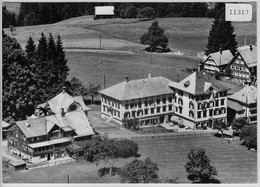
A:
[175,106,178,112]
[163,106,167,112]
[221,99,225,106]
[163,98,167,104]
[156,99,160,104]
[197,111,201,118]
[203,110,207,118]
[118,112,120,117]
[209,109,213,116]
[125,104,129,109]
[189,101,194,109]
[40,154,45,158]
[145,101,148,107]
[130,103,135,109]
[149,100,154,106]
[178,98,183,105]
[157,107,161,113]
[138,102,142,108]
[144,109,149,115]
[178,90,183,96]
[169,105,172,111]
[189,111,194,118]
[151,108,154,114]
[103,106,106,112]
[215,100,219,107]
[179,106,183,114]
[132,111,136,117]
[197,103,201,109]
[169,97,172,103]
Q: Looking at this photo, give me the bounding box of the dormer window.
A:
[184,81,190,87]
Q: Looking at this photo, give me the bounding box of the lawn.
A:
[65,50,199,89]
[3,136,257,183]
[65,50,243,93]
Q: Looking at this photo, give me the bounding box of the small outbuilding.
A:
[94,6,115,20]
[9,160,26,170]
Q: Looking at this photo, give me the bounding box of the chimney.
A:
[61,108,65,117]
[250,44,253,51]
[62,86,66,93]
[219,47,222,55]
[148,73,151,78]
[125,75,129,82]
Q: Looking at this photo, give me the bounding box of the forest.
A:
[3,2,219,28]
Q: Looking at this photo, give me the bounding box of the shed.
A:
[9,160,26,170]
[94,6,115,20]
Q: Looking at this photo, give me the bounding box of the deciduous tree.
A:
[120,157,159,183]
[185,148,218,183]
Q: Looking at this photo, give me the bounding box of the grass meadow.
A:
[3,136,257,183]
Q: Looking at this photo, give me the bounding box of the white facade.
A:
[101,93,175,125]
[173,88,227,129]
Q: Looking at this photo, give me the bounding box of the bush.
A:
[84,137,138,161]
[213,133,222,138]
[98,167,121,177]
[239,125,257,150]
[116,139,138,158]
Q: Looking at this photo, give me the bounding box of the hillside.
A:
[4,15,256,56]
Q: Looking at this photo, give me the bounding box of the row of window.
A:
[232,72,250,78]
[103,106,120,118]
[197,99,225,109]
[125,97,173,110]
[125,105,173,118]
[102,97,120,109]
[197,108,226,118]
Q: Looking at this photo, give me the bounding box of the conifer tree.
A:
[47,33,56,60]
[55,34,69,84]
[205,3,238,55]
[37,32,48,61]
[140,21,169,52]
[25,37,36,60]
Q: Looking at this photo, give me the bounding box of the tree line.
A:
[3,2,223,28]
[3,31,97,122]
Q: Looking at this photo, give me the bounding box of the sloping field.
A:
[5,4,256,55]
[65,51,243,93]
[3,136,256,183]
[135,136,257,183]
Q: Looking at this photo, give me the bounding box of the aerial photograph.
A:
[2,0,257,184]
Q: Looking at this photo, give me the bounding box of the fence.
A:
[93,126,119,131]
[114,132,213,141]
[27,157,76,170]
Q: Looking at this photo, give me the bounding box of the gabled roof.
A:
[228,85,257,105]
[205,50,233,66]
[99,76,173,101]
[16,117,47,138]
[169,71,228,95]
[237,45,257,68]
[15,110,95,138]
[38,92,91,114]
[48,92,75,114]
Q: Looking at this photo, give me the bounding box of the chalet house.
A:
[169,71,228,129]
[2,121,15,140]
[36,87,91,117]
[7,90,95,164]
[227,84,257,124]
[7,110,95,164]
[94,6,115,20]
[228,45,257,84]
[203,49,233,73]
[99,75,175,126]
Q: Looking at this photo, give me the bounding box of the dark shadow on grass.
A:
[134,153,141,158]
